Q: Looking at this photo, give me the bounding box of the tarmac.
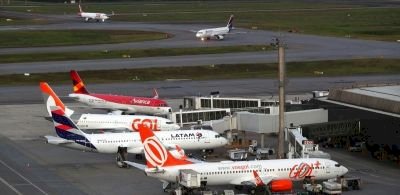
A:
[0,103,399,195]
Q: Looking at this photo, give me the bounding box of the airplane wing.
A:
[124,161,146,171]
[106,11,115,17]
[240,176,275,186]
[229,31,247,34]
[229,171,276,186]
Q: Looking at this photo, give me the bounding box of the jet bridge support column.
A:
[260,133,265,148]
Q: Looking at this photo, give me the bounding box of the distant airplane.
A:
[68,70,172,116]
[40,82,180,131]
[125,124,348,193]
[46,106,227,167]
[78,4,113,22]
[195,15,234,41]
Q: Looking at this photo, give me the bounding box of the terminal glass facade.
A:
[200,98,259,109]
[175,110,228,124]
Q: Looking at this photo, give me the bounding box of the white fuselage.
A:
[51,130,227,154]
[69,93,172,116]
[80,12,109,21]
[196,26,229,40]
[75,114,180,131]
[146,158,348,185]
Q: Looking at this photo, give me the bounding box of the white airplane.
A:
[195,15,234,41]
[78,4,113,22]
[46,106,228,168]
[125,124,348,193]
[68,70,172,116]
[40,82,180,132]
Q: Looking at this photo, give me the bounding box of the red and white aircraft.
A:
[68,70,172,116]
[40,82,180,131]
[46,106,227,168]
[126,124,348,193]
[78,4,113,22]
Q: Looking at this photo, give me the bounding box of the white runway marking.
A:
[0,159,48,195]
[0,176,23,195]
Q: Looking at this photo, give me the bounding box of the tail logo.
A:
[143,136,168,167]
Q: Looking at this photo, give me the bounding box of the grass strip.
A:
[0,45,272,63]
[0,30,169,48]
[1,58,399,86]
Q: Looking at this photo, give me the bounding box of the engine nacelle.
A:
[270,179,293,192]
[216,35,224,40]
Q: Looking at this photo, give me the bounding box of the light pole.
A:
[274,38,286,159]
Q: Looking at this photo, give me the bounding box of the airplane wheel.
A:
[116,153,127,168]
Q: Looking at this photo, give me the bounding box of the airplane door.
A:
[325,162,331,174]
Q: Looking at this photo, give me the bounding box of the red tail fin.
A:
[40,82,66,114]
[137,124,192,168]
[70,70,89,94]
[40,82,74,117]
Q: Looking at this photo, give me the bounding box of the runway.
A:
[1,21,399,75]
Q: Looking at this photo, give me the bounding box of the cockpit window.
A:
[335,164,341,167]
[215,135,220,138]
[166,122,174,124]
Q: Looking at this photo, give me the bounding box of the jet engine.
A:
[215,35,224,40]
[269,179,293,192]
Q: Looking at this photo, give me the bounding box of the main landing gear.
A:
[116,147,128,168]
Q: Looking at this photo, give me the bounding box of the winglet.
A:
[253,170,265,186]
[152,88,159,99]
[137,123,193,168]
[40,82,74,117]
[70,70,89,94]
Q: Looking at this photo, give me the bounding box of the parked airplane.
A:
[46,106,227,167]
[125,124,348,193]
[68,70,172,116]
[195,15,234,41]
[78,4,113,22]
[40,82,180,131]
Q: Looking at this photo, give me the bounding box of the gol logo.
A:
[132,119,159,131]
[143,136,168,167]
[289,163,313,179]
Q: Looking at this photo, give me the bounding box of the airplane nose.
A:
[342,166,348,174]
[222,137,228,145]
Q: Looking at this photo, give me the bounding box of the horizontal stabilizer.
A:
[44,135,75,145]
